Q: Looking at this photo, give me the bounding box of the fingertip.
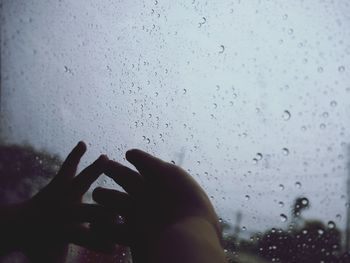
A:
[126,148,147,163]
[125,149,137,161]
[98,154,109,163]
[76,141,87,152]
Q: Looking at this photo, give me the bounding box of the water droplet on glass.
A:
[320,123,326,130]
[245,195,250,201]
[183,88,187,94]
[322,112,329,118]
[318,229,324,235]
[279,184,285,191]
[219,45,225,54]
[330,100,337,107]
[283,14,288,20]
[301,197,308,206]
[295,181,302,189]
[288,28,294,35]
[242,226,247,231]
[198,17,206,28]
[252,158,258,164]
[256,153,263,160]
[278,201,285,207]
[317,67,324,73]
[327,221,336,229]
[338,66,345,72]
[282,110,291,121]
[280,214,288,222]
[336,214,342,221]
[282,148,289,156]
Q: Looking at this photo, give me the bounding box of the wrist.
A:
[150,217,226,263]
[162,216,222,242]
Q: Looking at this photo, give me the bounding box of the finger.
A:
[90,222,133,246]
[125,149,167,178]
[71,154,109,198]
[67,225,118,253]
[105,160,144,196]
[66,203,117,224]
[93,187,132,216]
[55,141,87,183]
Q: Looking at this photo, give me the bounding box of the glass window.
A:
[1,0,350,262]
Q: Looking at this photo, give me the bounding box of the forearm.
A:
[151,217,227,263]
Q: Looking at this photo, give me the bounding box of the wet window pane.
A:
[1,0,350,262]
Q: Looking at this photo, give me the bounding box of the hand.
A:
[0,142,116,262]
[92,149,223,262]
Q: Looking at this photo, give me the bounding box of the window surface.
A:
[1,0,350,262]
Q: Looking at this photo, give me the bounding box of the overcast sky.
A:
[1,0,350,235]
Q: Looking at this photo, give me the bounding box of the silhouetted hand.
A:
[93,149,226,263]
[0,142,116,262]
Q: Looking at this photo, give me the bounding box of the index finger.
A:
[125,149,167,179]
[55,141,87,184]
[71,154,109,198]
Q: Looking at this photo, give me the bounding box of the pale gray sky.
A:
[1,0,350,235]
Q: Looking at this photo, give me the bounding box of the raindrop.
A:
[295,181,302,189]
[278,201,285,207]
[256,153,263,160]
[198,17,206,28]
[327,221,336,229]
[219,45,225,54]
[242,226,247,231]
[282,110,291,121]
[320,123,326,130]
[280,214,288,222]
[288,28,294,35]
[322,112,329,118]
[338,66,345,72]
[252,158,258,164]
[330,100,337,107]
[318,229,324,235]
[282,148,289,156]
[301,197,309,206]
[336,214,342,221]
[279,184,285,191]
[245,195,250,201]
[183,89,187,94]
[283,14,288,20]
